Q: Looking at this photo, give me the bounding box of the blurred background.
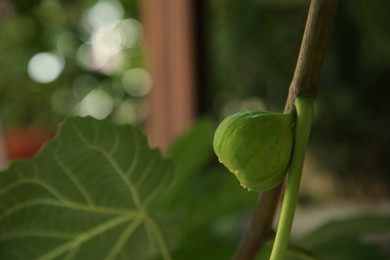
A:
[0,0,390,243]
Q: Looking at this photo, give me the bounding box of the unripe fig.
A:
[213,111,294,192]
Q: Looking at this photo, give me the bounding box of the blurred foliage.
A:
[206,0,307,113]
[165,119,390,259]
[0,0,146,129]
[206,0,390,197]
[163,118,258,258]
[256,215,390,259]
[299,215,390,259]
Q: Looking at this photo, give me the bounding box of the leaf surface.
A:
[0,116,174,260]
[163,118,258,259]
[300,214,390,260]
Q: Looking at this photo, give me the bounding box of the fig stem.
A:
[270,96,314,260]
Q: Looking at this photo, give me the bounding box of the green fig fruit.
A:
[213,111,294,192]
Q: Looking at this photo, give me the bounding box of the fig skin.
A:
[213,111,294,192]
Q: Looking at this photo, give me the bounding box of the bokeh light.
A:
[116,19,143,49]
[75,89,114,120]
[27,52,64,83]
[113,99,148,125]
[2,0,148,132]
[91,23,124,73]
[122,68,152,97]
[82,0,124,33]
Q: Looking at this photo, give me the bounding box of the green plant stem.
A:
[234,1,338,258]
[270,97,314,260]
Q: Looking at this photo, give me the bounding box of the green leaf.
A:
[165,118,257,231]
[162,118,215,209]
[160,118,258,259]
[0,116,175,260]
[300,215,390,259]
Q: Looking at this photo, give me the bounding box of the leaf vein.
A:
[37,213,137,260]
[52,148,96,206]
[0,230,77,242]
[0,198,132,223]
[104,218,143,260]
[0,178,68,202]
[72,126,143,209]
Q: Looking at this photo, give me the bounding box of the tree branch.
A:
[235,0,339,259]
[285,0,339,111]
[235,185,282,260]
